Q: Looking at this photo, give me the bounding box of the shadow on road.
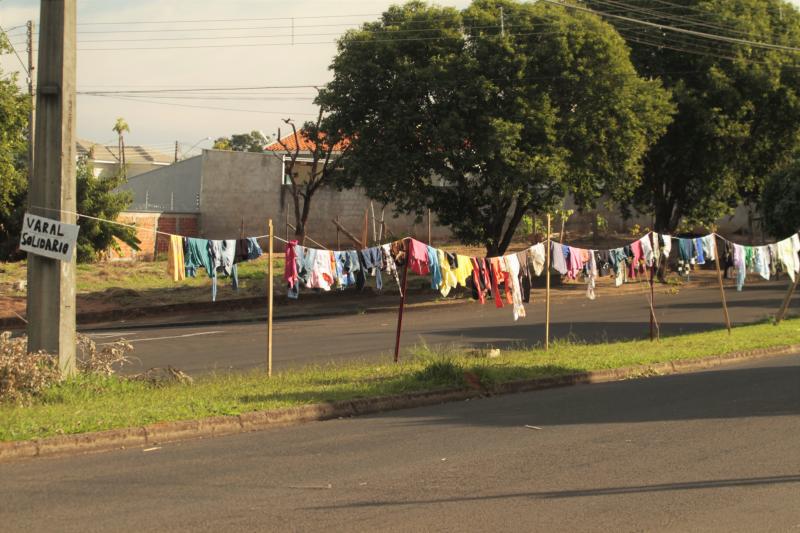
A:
[305,474,800,510]
[375,361,800,428]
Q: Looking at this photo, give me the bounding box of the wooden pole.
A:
[335,215,340,250]
[427,209,432,245]
[775,274,799,325]
[267,219,274,376]
[393,239,410,363]
[545,214,552,351]
[712,234,732,334]
[648,232,657,341]
[362,208,369,248]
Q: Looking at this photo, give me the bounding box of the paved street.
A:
[84,280,799,375]
[2,353,798,532]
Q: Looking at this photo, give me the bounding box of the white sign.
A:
[19,212,80,262]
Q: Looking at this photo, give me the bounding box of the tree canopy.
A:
[0,34,31,260]
[212,130,270,152]
[760,157,800,239]
[585,0,800,232]
[319,0,673,254]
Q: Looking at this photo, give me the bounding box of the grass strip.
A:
[1,318,798,442]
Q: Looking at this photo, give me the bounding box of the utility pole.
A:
[174,140,179,162]
[26,20,34,184]
[500,7,505,36]
[27,0,78,377]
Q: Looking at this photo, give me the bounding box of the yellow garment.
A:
[438,249,458,297]
[454,254,474,287]
[167,235,186,282]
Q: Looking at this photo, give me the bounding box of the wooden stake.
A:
[394,239,410,363]
[267,219,274,376]
[648,232,658,341]
[775,274,799,325]
[362,207,369,248]
[545,214,552,351]
[335,215,340,250]
[712,234,732,334]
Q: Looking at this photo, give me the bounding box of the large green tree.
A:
[319,0,673,255]
[0,35,31,260]
[760,157,800,239]
[583,0,800,232]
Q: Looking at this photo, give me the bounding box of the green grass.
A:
[2,318,798,442]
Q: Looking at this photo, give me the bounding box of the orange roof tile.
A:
[264,130,349,152]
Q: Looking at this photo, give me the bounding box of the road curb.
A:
[2,343,796,463]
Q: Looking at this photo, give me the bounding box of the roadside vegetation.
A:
[1,319,798,442]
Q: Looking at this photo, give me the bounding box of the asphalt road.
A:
[85,280,799,375]
[2,353,798,532]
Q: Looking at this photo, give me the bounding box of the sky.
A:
[1,0,799,158]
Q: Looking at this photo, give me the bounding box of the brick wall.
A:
[107,212,199,261]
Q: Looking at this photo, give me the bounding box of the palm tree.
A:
[112,118,130,177]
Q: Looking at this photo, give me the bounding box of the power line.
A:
[82,93,320,117]
[0,22,29,74]
[545,0,800,54]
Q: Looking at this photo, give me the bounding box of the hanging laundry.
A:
[504,254,527,321]
[639,235,654,267]
[183,237,219,301]
[381,243,401,292]
[167,235,185,282]
[595,250,611,277]
[629,240,643,279]
[566,246,585,280]
[454,255,474,287]
[426,245,441,290]
[528,243,546,276]
[308,249,334,291]
[469,257,487,304]
[586,251,597,301]
[753,246,770,280]
[408,239,430,276]
[285,241,300,299]
[659,234,672,263]
[700,235,716,262]
[677,238,695,277]
[516,250,532,303]
[733,244,746,291]
[550,242,567,275]
[438,249,458,297]
[776,235,800,282]
[219,240,239,290]
[694,238,706,265]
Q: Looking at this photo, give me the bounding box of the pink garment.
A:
[629,240,643,279]
[566,246,585,280]
[408,238,430,276]
[285,240,299,288]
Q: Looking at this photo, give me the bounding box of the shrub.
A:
[0,331,60,404]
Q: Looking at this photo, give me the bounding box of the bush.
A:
[0,332,60,404]
[0,331,133,404]
[760,159,800,238]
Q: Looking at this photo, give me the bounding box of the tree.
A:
[318,0,673,255]
[212,130,270,152]
[269,110,350,242]
[74,158,140,263]
[760,158,800,239]
[112,118,129,176]
[585,0,800,232]
[0,34,31,260]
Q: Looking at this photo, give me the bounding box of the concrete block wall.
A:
[198,150,451,248]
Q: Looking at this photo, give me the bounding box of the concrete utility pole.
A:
[26,0,78,377]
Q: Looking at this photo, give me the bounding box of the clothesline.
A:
[29,205,273,241]
[25,205,799,255]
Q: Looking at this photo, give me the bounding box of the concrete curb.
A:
[2,343,796,464]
